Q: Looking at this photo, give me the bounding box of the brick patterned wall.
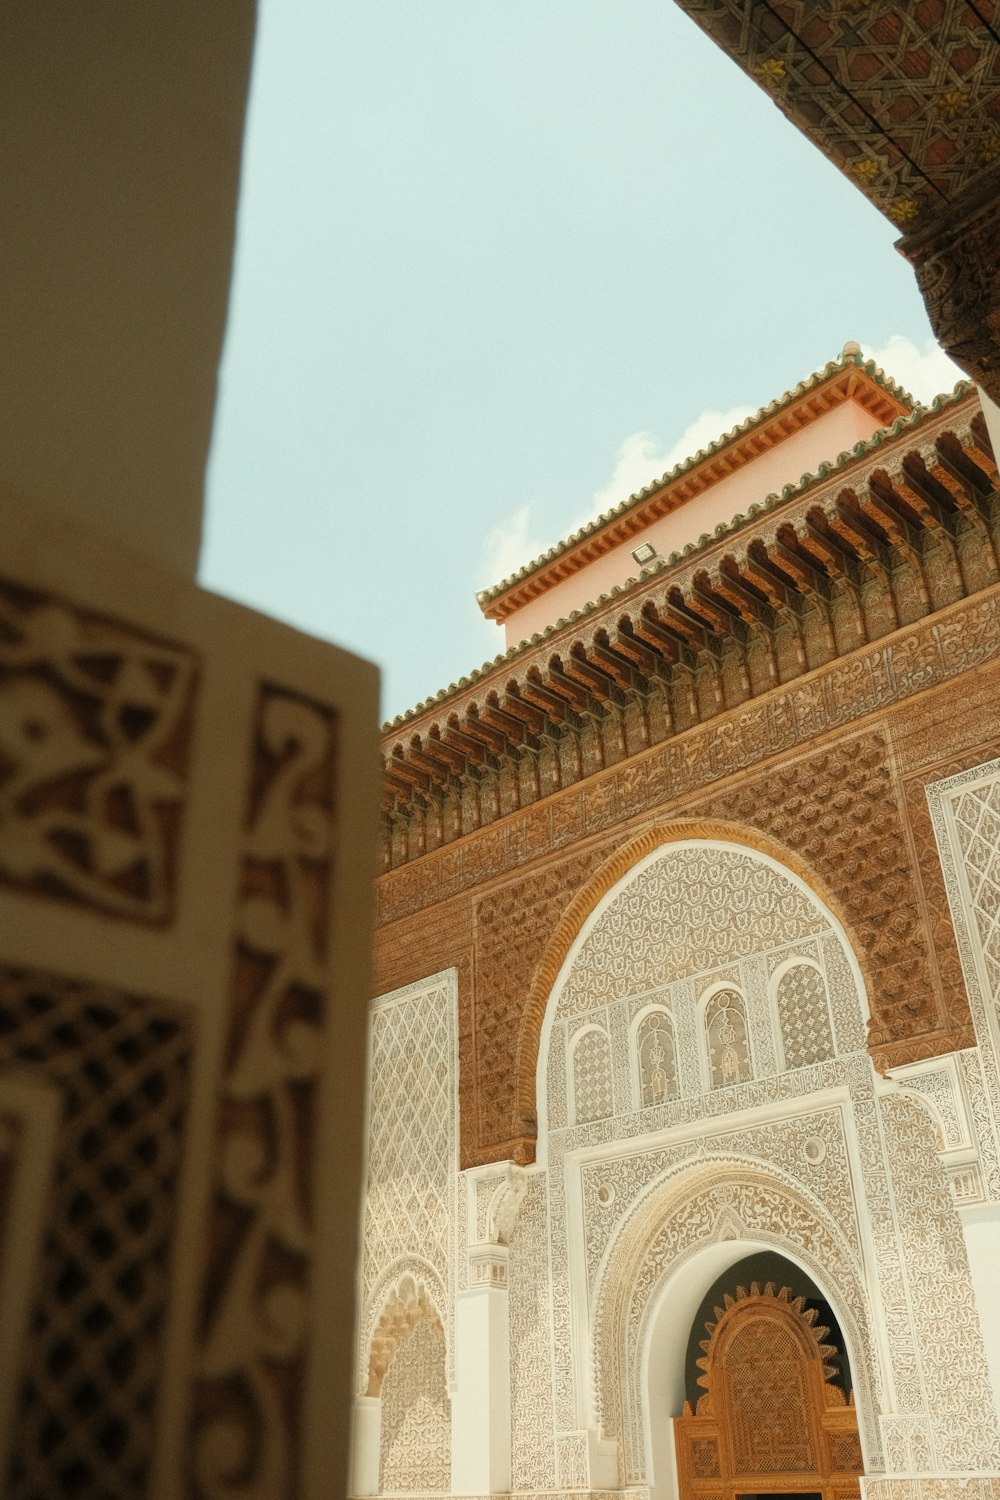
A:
[375,658,1000,1166]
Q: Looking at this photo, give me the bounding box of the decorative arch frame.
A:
[526,819,874,1153]
[357,1256,448,1398]
[587,1156,882,1488]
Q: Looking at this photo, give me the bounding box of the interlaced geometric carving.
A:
[636,1010,677,1106]
[830,1430,864,1471]
[0,964,190,1500]
[777,964,835,1071]
[364,980,453,1299]
[675,1282,861,1497]
[677,1,1000,229]
[0,575,198,923]
[692,1436,720,1477]
[705,989,752,1090]
[953,777,1000,999]
[725,1318,816,1473]
[571,1026,613,1124]
[379,1317,450,1494]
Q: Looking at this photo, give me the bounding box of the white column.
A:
[959,1204,1000,1412]
[978,387,1000,460]
[349,1396,381,1497]
[450,1247,511,1495]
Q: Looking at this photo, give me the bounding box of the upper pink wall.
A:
[502,400,883,647]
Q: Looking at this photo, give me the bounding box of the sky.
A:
[199,0,963,725]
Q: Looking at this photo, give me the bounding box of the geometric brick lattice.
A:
[0,965,191,1500]
[777,964,835,1071]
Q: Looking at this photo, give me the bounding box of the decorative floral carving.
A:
[0,576,198,922]
[705,988,753,1090]
[508,1174,557,1492]
[636,1010,678,1107]
[191,686,339,1500]
[379,1318,450,1493]
[879,1091,1000,1469]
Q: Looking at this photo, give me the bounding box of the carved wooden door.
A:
[673,1283,863,1500]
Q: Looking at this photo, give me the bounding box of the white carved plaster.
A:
[357,968,459,1488]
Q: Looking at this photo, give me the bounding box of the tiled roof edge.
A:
[383,378,972,733]
[474,347,916,608]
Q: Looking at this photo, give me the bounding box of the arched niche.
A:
[590,1159,880,1496]
[519,819,873,1150]
[534,830,871,1158]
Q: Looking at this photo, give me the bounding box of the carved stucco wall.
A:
[358,971,458,1487]
[362,831,1000,1493]
[538,837,1000,1487]
[928,760,1000,1178]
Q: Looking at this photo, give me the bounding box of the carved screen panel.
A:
[704,990,752,1090]
[0,966,191,1500]
[673,1284,862,1500]
[776,964,835,1070]
[725,1318,816,1473]
[572,1026,612,1124]
[636,1011,678,1106]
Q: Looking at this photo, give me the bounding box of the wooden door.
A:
[673,1283,862,1500]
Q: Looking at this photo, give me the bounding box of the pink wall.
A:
[502,401,883,647]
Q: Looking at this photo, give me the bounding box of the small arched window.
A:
[570,1025,613,1125]
[704,988,752,1090]
[635,1010,678,1107]
[775,962,834,1070]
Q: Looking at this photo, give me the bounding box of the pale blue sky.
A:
[200,0,960,723]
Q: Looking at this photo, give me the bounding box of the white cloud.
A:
[588,405,755,521]
[478,405,755,594]
[860,334,964,406]
[479,502,545,591]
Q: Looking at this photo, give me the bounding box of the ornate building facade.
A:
[356,349,1000,1499]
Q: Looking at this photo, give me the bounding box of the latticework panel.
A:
[571,1026,612,1124]
[364,980,453,1300]
[379,1317,450,1493]
[777,964,835,1071]
[0,965,191,1500]
[725,1317,816,1473]
[953,777,1000,997]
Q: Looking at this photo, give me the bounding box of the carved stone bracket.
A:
[887,1053,984,1207]
[462,1160,531,1283]
[899,166,1000,408]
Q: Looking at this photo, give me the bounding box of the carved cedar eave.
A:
[668,3,1000,398]
[379,393,996,870]
[477,356,911,622]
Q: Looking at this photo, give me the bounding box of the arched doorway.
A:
[673,1255,863,1500]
